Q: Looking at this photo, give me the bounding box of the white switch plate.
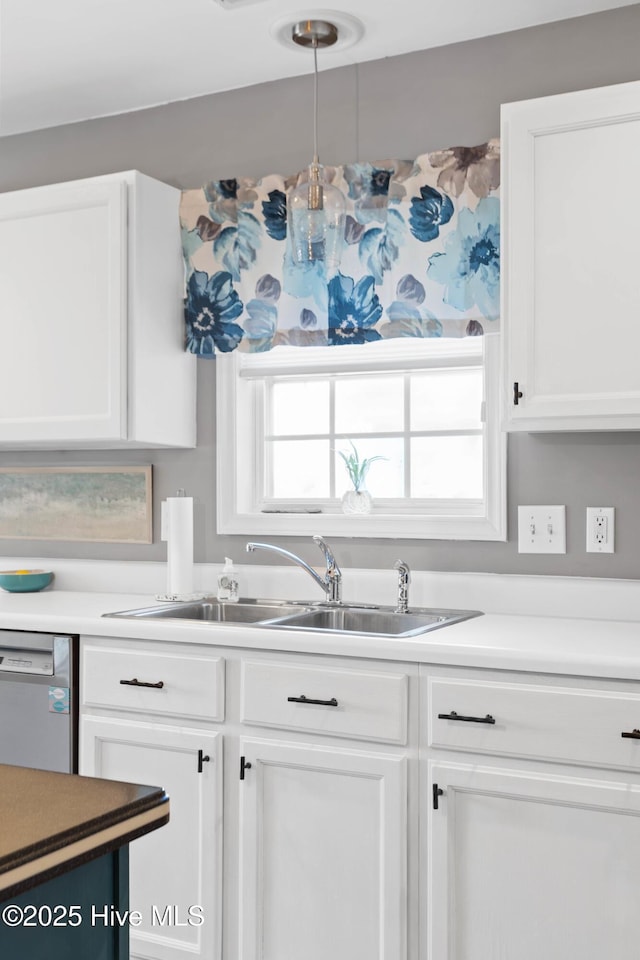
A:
[586,506,615,553]
[518,505,566,554]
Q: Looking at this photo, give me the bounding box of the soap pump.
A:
[217,557,239,603]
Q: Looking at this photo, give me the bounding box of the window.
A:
[216,335,505,540]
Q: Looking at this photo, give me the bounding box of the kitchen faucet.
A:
[246,536,342,603]
[394,560,411,613]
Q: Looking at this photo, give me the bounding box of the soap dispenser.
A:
[217,557,239,603]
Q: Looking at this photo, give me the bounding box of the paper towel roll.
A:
[162,496,194,598]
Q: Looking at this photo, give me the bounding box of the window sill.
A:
[217,507,506,541]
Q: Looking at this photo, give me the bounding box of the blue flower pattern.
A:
[370,168,392,196]
[358,209,406,284]
[262,190,287,241]
[244,299,278,349]
[185,270,244,356]
[382,274,443,338]
[217,179,238,199]
[328,274,383,345]
[180,141,500,355]
[213,212,262,281]
[427,197,500,319]
[409,185,454,242]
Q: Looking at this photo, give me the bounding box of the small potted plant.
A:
[337,441,387,515]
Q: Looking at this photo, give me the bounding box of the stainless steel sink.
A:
[103,598,481,637]
[272,606,481,637]
[103,598,313,625]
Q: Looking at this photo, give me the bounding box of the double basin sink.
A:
[104,598,481,639]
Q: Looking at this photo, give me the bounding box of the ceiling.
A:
[1,0,637,137]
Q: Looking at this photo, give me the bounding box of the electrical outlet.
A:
[586,507,615,553]
[518,506,566,554]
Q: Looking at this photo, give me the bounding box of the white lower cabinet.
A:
[80,716,222,960]
[80,638,414,960]
[236,654,412,960]
[427,761,640,959]
[423,665,640,960]
[80,637,225,960]
[237,736,407,960]
[82,636,640,960]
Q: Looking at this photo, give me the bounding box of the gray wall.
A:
[2,5,640,578]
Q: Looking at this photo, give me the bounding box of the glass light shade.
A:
[288,162,346,274]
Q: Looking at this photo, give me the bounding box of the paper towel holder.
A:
[156,490,208,602]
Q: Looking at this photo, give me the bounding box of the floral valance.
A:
[179,139,500,356]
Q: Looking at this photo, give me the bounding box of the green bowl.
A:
[0,570,54,593]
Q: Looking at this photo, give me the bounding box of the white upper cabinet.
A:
[502,80,640,431]
[0,171,196,447]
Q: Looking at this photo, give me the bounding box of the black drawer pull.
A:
[119,678,164,690]
[197,749,210,773]
[438,710,495,725]
[621,729,640,739]
[288,694,338,707]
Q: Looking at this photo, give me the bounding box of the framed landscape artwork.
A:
[0,466,153,543]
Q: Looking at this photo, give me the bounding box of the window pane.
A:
[411,436,483,498]
[270,381,329,436]
[411,369,482,431]
[334,438,404,498]
[335,376,404,433]
[269,440,329,498]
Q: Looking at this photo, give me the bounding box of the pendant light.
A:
[288,19,346,274]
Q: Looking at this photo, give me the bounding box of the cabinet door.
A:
[81,717,221,960]
[427,760,640,959]
[503,80,640,430]
[0,179,127,442]
[238,737,407,960]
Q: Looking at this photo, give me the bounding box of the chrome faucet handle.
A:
[312,535,342,574]
[393,559,411,614]
[312,536,342,603]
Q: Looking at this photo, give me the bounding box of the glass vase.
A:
[341,489,373,515]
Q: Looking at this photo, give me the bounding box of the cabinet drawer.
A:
[83,645,224,722]
[241,660,408,744]
[429,676,640,771]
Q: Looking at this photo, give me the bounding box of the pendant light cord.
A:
[313,39,319,164]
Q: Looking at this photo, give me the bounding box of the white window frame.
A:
[216,334,506,540]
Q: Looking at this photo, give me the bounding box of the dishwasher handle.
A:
[0,647,55,677]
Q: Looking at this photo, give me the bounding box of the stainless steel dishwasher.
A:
[0,630,78,773]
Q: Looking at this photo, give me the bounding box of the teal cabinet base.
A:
[0,847,130,960]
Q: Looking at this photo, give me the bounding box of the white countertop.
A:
[1,589,640,681]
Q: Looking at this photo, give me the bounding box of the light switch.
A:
[518,505,566,554]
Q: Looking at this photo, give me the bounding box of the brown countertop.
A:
[0,763,169,900]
